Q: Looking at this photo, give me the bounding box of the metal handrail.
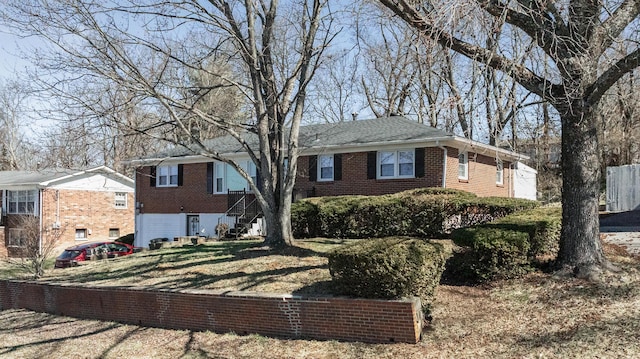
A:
[216,192,263,239]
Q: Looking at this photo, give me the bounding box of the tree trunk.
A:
[262,199,293,248]
[557,109,607,278]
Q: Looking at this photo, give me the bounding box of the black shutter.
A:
[177,164,184,186]
[415,148,425,178]
[149,166,156,187]
[309,155,317,182]
[367,151,377,179]
[256,170,263,192]
[206,162,214,194]
[334,154,342,181]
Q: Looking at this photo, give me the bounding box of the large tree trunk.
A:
[263,200,293,248]
[557,109,608,278]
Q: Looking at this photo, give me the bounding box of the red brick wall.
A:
[136,164,228,215]
[0,280,423,344]
[296,147,511,198]
[2,188,134,258]
[136,147,514,215]
[445,148,512,198]
[38,189,135,248]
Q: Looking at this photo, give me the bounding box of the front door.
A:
[187,215,200,236]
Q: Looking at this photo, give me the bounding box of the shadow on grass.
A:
[292,280,335,296]
[37,239,340,294]
[0,310,122,357]
[509,311,640,352]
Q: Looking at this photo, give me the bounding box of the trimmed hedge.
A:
[450,207,561,281]
[328,237,448,317]
[292,188,538,239]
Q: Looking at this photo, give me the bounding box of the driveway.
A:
[600,211,640,255]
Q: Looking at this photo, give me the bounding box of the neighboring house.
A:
[0,166,135,258]
[606,164,640,212]
[129,116,534,248]
[513,162,538,201]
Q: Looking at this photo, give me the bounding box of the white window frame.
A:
[7,228,26,247]
[156,165,178,187]
[75,229,88,241]
[213,160,257,194]
[377,150,415,179]
[496,159,504,185]
[7,190,37,215]
[318,154,334,181]
[214,162,225,193]
[114,192,128,209]
[458,152,469,180]
[247,161,257,189]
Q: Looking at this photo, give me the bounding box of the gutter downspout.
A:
[38,189,43,256]
[509,162,515,198]
[436,141,447,188]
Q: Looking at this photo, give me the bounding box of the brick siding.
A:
[0,280,423,344]
[2,189,135,257]
[137,147,513,215]
[136,164,228,215]
[295,147,511,198]
[445,148,512,197]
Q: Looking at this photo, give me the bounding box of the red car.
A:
[54,241,136,268]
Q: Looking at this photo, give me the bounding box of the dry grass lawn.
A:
[1,238,639,358]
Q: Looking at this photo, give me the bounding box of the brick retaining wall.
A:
[0,280,423,343]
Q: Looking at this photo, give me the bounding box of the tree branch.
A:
[588,47,640,104]
[378,0,555,100]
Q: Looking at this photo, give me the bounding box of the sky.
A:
[0,27,33,79]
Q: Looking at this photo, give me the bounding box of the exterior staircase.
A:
[217,190,263,239]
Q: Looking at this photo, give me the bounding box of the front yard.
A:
[1,239,639,358]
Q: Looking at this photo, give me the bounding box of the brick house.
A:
[0,166,134,258]
[130,117,534,248]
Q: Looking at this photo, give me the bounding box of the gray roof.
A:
[0,166,133,188]
[298,116,454,148]
[132,116,528,163]
[0,168,79,187]
[141,116,456,160]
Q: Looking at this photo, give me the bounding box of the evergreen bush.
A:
[328,237,448,317]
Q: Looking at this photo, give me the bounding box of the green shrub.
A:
[492,207,561,258]
[291,200,320,238]
[328,237,448,317]
[451,228,531,281]
[450,206,561,282]
[291,188,538,239]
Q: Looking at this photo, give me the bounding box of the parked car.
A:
[54,241,136,268]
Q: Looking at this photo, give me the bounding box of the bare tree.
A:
[378,0,640,277]
[599,70,640,168]
[0,79,33,170]
[3,0,334,248]
[2,215,64,279]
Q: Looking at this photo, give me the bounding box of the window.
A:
[318,154,334,181]
[213,160,257,194]
[458,152,468,180]
[114,192,127,208]
[7,190,37,215]
[496,159,504,185]
[109,228,120,238]
[7,229,26,247]
[215,163,224,193]
[246,161,257,188]
[378,150,414,179]
[75,229,87,240]
[157,165,178,187]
